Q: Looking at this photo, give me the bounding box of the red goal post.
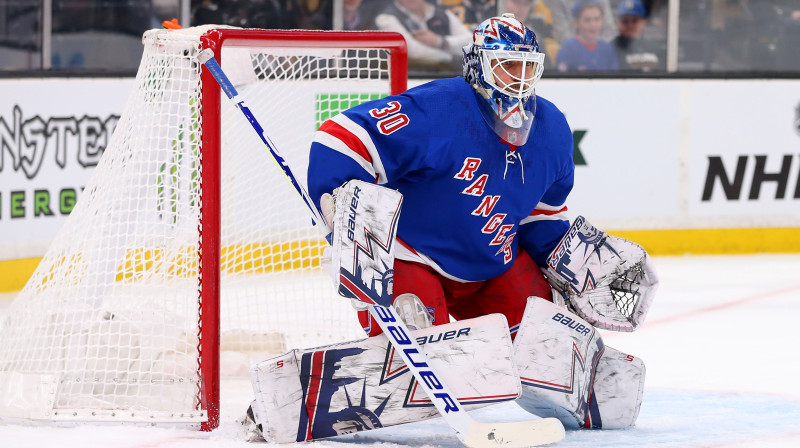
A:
[0,27,407,432]
[196,28,407,430]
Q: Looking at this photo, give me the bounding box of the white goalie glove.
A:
[543,216,658,332]
[322,180,435,328]
[320,189,337,230]
[321,181,432,331]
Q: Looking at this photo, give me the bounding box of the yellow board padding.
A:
[2,228,799,293]
[219,241,325,273]
[608,227,800,256]
[0,241,328,293]
[0,257,42,293]
[114,241,327,282]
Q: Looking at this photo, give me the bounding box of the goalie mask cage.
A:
[0,27,407,431]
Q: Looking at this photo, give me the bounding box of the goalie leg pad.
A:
[513,297,646,429]
[591,346,646,428]
[249,314,521,443]
[513,296,604,429]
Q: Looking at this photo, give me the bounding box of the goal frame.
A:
[196,29,407,431]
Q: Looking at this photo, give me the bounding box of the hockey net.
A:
[0,27,407,430]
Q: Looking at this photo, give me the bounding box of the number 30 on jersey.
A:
[369,101,410,135]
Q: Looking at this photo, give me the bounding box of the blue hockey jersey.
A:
[308,77,574,282]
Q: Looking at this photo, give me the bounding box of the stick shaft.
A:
[199,49,329,237]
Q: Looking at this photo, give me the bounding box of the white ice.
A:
[1,254,799,447]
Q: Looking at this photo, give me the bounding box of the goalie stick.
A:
[198,48,565,448]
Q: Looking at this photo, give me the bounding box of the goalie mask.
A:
[463,13,545,145]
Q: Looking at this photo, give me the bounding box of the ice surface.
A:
[2,254,799,448]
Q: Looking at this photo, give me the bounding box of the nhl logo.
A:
[795,102,800,136]
[506,130,519,144]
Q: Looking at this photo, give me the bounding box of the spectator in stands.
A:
[611,0,664,71]
[306,0,380,30]
[375,0,472,70]
[555,0,618,71]
[779,6,800,70]
[341,0,373,30]
[503,0,533,22]
[702,0,799,71]
[430,0,494,30]
[191,0,290,29]
[191,0,220,25]
[543,0,615,43]
[750,1,800,70]
[502,0,560,68]
[638,0,667,49]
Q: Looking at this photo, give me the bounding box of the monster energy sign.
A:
[0,105,119,220]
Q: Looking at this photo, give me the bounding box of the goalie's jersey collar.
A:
[471,87,537,147]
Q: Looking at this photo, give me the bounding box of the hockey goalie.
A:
[243,13,658,443]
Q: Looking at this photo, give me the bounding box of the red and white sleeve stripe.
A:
[313,113,389,184]
[519,202,569,225]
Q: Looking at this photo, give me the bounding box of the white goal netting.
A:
[0,27,404,427]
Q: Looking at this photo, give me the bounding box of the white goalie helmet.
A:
[463,13,545,144]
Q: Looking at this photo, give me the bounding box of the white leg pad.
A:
[592,346,646,428]
[512,297,645,429]
[249,314,521,443]
[513,296,604,429]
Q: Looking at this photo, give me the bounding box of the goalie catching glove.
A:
[543,216,658,332]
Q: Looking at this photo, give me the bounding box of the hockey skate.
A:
[239,401,265,442]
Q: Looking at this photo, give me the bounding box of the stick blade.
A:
[462,417,565,448]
